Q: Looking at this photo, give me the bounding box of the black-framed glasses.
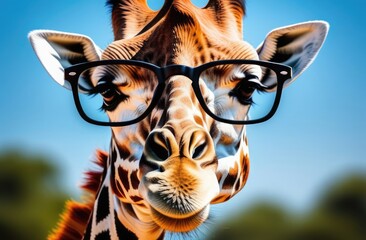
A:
[64,60,292,126]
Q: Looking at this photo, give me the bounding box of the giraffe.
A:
[29,0,328,239]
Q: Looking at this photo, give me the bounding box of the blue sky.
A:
[1,0,365,221]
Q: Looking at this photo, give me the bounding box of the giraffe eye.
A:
[95,82,128,112]
[229,76,265,105]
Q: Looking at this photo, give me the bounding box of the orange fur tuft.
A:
[48,201,93,240]
[81,150,108,193]
[48,150,108,240]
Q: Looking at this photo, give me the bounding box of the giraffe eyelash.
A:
[228,76,266,106]
[100,94,129,112]
[100,89,129,112]
[88,82,129,112]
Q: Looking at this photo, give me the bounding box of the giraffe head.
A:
[29,0,328,234]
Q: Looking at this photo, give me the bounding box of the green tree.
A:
[207,173,366,240]
[208,202,291,240]
[289,174,366,240]
[0,150,70,239]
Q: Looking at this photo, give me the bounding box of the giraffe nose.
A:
[143,128,213,163]
[144,129,173,162]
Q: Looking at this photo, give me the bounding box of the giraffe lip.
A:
[150,205,209,232]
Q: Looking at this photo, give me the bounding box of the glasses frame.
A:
[64,59,292,126]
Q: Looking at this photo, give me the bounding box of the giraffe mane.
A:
[48,150,108,240]
[106,0,158,40]
[106,0,246,40]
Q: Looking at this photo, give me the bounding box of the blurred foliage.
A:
[0,150,70,240]
[207,174,366,240]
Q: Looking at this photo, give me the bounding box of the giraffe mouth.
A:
[150,204,210,232]
[139,159,219,232]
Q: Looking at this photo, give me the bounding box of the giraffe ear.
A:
[257,21,329,88]
[28,30,102,90]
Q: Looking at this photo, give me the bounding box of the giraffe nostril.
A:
[150,139,169,161]
[192,142,207,159]
[145,131,172,162]
[159,165,165,172]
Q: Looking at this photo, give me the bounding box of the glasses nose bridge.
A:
[162,65,194,81]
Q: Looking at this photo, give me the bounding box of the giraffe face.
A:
[101,3,257,231]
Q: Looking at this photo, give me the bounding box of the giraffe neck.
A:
[84,139,165,240]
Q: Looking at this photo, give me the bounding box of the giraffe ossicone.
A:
[29,0,328,239]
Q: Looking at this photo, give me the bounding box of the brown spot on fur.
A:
[222,162,239,190]
[130,195,144,203]
[116,143,132,160]
[216,171,223,183]
[118,167,131,191]
[130,170,140,190]
[115,179,126,199]
[211,195,227,203]
[194,115,204,127]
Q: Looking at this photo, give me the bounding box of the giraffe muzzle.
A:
[138,127,220,232]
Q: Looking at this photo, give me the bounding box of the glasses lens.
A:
[199,63,278,122]
[77,64,157,123]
